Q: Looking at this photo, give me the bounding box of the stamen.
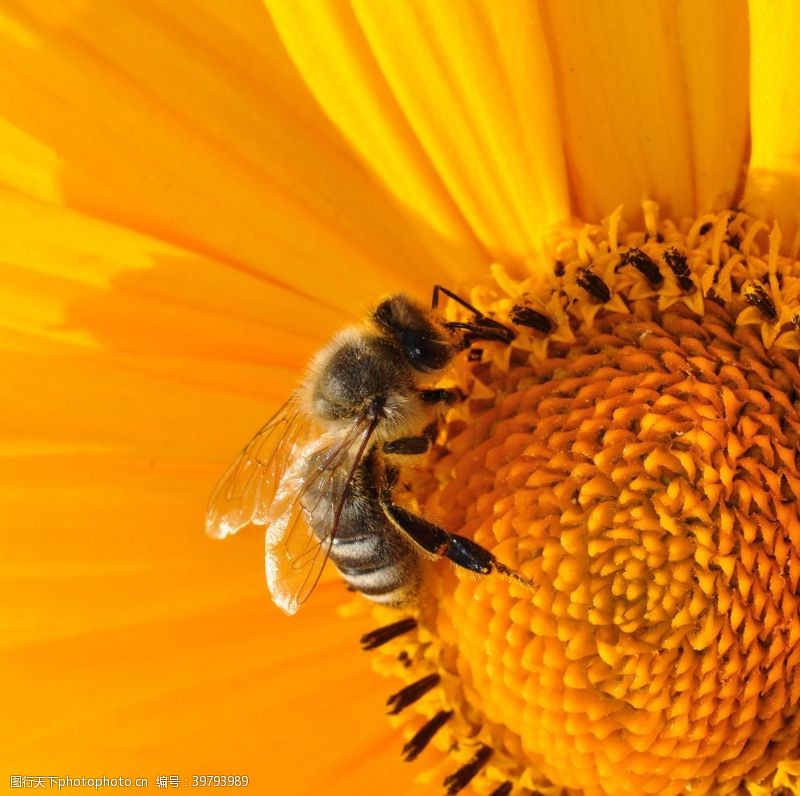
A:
[618,247,663,285]
[402,710,454,761]
[509,304,554,334]
[443,745,493,795]
[575,267,611,302]
[743,280,777,321]
[386,673,440,715]
[360,617,417,650]
[487,784,512,796]
[663,247,695,292]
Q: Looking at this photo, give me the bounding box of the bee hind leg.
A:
[383,500,534,591]
[447,534,535,590]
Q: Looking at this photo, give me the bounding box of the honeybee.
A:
[206,287,530,615]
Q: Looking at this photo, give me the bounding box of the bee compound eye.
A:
[404,335,452,372]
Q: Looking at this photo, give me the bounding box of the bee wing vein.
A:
[206,394,307,539]
[265,413,378,615]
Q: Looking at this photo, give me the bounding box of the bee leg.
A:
[431,284,483,313]
[444,320,515,346]
[419,387,464,406]
[382,436,431,455]
[432,284,516,345]
[383,501,534,589]
[383,392,462,457]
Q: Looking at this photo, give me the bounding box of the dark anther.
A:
[468,347,483,362]
[743,281,777,321]
[510,304,555,334]
[554,260,565,277]
[663,248,695,293]
[762,271,785,289]
[386,673,440,715]
[576,268,611,303]
[443,745,493,795]
[488,783,513,796]
[699,221,713,235]
[402,710,454,762]
[617,248,663,286]
[360,617,417,651]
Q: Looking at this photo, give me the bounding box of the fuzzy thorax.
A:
[303,327,433,443]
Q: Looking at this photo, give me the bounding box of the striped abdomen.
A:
[304,455,421,606]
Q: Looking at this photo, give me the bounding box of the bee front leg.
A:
[431,284,516,345]
[443,320,516,347]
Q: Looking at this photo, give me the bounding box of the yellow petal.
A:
[0,0,454,308]
[743,0,800,244]
[268,0,571,271]
[674,0,750,212]
[2,569,429,796]
[0,186,347,396]
[542,0,748,222]
[0,246,435,796]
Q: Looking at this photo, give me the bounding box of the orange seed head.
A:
[359,206,800,796]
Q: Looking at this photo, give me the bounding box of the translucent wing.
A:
[206,394,317,539]
[265,414,379,616]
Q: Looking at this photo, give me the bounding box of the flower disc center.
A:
[364,208,800,795]
[431,297,800,793]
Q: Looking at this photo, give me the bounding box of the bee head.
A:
[373,295,454,373]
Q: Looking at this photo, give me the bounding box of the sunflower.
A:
[3,1,800,795]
